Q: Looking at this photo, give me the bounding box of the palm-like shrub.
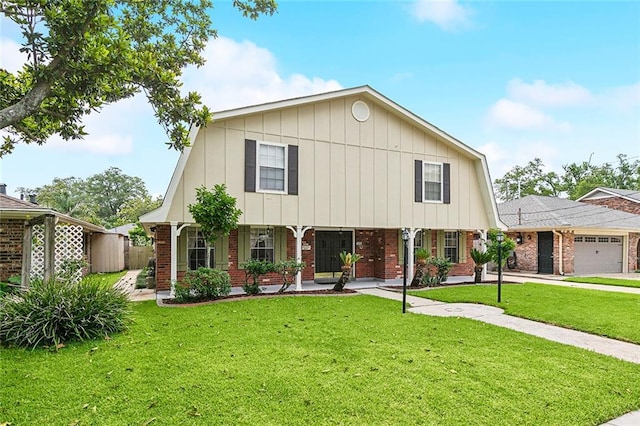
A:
[0,277,130,349]
[471,248,493,283]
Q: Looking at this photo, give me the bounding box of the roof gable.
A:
[577,187,640,204]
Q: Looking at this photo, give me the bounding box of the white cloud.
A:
[44,134,133,155]
[0,37,27,73]
[506,78,594,108]
[182,37,342,111]
[411,0,472,31]
[486,99,571,131]
[600,82,640,111]
[479,140,560,181]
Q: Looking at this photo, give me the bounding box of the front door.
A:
[315,231,353,273]
[537,232,554,274]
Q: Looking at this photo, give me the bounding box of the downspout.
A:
[552,230,564,275]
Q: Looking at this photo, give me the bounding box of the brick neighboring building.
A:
[140,86,503,292]
[498,195,640,276]
[578,187,640,216]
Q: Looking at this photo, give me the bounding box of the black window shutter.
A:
[414,160,422,202]
[288,145,298,195]
[443,163,451,204]
[245,139,256,192]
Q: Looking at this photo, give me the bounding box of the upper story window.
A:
[245,139,298,195]
[423,162,443,202]
[415,160,450,204]
[250,227,274,262]
[258,142,287,193]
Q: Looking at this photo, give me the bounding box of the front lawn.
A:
[2,296,640,425]
[410,283,640,344]
[563,276,640,289]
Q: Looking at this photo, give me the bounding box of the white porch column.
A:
[406,228,420,283]
[170,221,178,298]
[286,225,312,291]
[478,230,488,281]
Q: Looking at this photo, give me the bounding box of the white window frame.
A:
[257,141,288,194]
[422,161,443,203]
[186,228,214,270]
[250,227,275,262]
[444,231,459,263]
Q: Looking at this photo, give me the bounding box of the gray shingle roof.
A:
[596,187,640,203]
[498,195,640,231]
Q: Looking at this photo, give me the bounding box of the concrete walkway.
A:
[114,269,156,302]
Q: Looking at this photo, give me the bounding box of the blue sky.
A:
[1,0,639,198]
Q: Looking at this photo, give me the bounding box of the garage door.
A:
[574,236,623,274]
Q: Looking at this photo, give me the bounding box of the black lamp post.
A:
[402,228,409,313]
[496,231,504,303]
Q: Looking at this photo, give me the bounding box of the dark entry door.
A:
[315,231,353,273]
[537,232,554,274]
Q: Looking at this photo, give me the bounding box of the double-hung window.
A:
[187,228,214,270]
[415,160,450,204]
[258,142,287,192]
[444,231,459,263]
[423,162,442,202]
[250,227,274,262]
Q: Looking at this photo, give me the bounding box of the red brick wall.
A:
[510,232,538,272]
[450,231,474,276]
[154,224,171,290]
[355,229,376,278]
[509,231,576,275]
[0,219,24,281]
[582,197,640,215]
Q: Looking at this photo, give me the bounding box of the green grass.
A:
[2,296,640,425]
[85,271,127,288]
[563,276,640,289]
[410,283,640,344]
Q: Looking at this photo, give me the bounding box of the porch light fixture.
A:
[402,228,410,313]
[496,231,504,303]
[516,233,523,245]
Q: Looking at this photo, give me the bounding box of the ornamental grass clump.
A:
[0,276,130,350]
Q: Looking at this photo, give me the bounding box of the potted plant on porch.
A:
[333,251,362,291]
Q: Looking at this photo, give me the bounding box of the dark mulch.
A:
[162,288,359,306]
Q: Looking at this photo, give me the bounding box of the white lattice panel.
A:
[31,224,84,284]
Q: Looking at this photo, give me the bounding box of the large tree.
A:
[86,167,148,227]
[494,154,640,201]
[0,0,277,156]
[493,158,562,201]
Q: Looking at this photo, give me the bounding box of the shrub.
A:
[241,259,275,295]
[174,268,231,303]
[0,277,130,349]
[273,259,306,293]
[421,256,453,287]
[0,275,21,297]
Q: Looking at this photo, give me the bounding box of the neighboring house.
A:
[577,187,640,215]
[0,186,123,285]
[498,195,640,275]
[140,86,503,291]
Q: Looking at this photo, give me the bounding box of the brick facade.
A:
[629,233,640,272]
[582,197,640,216]
[0,219,24,281]
[154,226,475,289]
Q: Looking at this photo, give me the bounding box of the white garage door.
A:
[574,236,623,274]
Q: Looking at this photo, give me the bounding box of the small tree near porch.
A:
[188,185,242,247]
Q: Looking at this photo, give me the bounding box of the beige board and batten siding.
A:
[166,95,491,230]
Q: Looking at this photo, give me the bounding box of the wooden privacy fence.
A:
[128,246,154,270]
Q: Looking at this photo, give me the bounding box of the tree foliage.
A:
[494,154,640,201]
[484,229,516,267]
[188,184,242,245]
[21,167,160,228]
[0,0,277,156]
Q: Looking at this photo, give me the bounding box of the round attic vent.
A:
[352,100,370,122]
